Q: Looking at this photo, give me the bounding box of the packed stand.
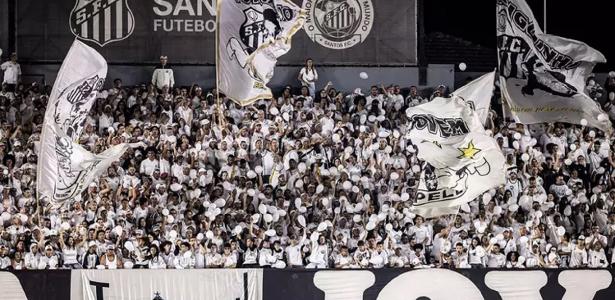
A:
[1,68,615,270]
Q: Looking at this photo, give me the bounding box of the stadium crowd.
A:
[1,57,615,270]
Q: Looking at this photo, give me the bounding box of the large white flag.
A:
[218,0,305,106]
[406,97,506,218]
[496,0,611,132]
[37,40,129,206]
[452,71,495,127]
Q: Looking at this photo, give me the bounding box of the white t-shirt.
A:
[299,67,318,84]
[1,61,21,84]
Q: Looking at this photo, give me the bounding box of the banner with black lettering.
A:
[263,268,615,300]
[406,97,505,218]
[217,0,305,106]
[496,0,611,132]
[70,269,263,300]
[15,0,417,65]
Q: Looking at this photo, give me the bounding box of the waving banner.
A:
[406,97,505,217]
[452,71,495,127]
[37,40,129,207]
[496,0,611,132]
[217,0,305,106]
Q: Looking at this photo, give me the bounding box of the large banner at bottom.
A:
[70,269,262,300]
[4,268,615,299]
[262,268,615,300]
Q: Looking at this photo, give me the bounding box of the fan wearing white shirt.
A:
[332,246,354,269]
[588,243,609,268]
[297,58,318,97]
[285,234,305,268]
[388,247,409,268]
[486,243,506,268]
[369,242,389,268]
[139,150,159,176]
[222,244,238,268]
[1,53,20,91]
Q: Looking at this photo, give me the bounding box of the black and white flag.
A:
[217,0,305,106]
[497,0,611,132]
[37,40,129,207]
[406,97,506,218]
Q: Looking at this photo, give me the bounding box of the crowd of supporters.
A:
[1,58,615,269]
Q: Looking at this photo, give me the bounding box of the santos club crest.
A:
[303,0,373,49]
[69,0,135,46]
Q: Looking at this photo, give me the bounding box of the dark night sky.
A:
[424,0,614,72]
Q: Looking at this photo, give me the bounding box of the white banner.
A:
[71,269,263,300]
[37,40,129,206]
[217,0,305,106]
[452,71,495,127]
[496,0,611,132]
[406,97,505,218]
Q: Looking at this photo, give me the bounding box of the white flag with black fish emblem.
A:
[37,40,130,207]
[406,97,506,218]
[218,0,305,106]
[496,0,611,132]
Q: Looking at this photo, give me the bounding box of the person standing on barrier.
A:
[298,58,318,98]
[152,55,174,92]
[1,53,20,93]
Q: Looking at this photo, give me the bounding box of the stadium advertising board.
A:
[262,268,615,300]
[15,0,417,65]
[70,269,263,300]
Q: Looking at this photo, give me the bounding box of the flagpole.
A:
[214,0,225,130]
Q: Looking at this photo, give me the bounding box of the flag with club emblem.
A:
[37,40,131,207]
[218,0,305,106]
[406,97,506,218]
[496,0,611,132]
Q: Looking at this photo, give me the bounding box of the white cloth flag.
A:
[37,40,129,206]
[218,0,305,106]
[452,71,495,126]
[406,97,506,218]
[496,0,611,132]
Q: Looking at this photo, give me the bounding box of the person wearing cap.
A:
[82,241,100,269]
[152,55,175,91]
[100,245,123,269]
[37,245,59,270]
[1,52,20,92]
[24,243,41,270]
